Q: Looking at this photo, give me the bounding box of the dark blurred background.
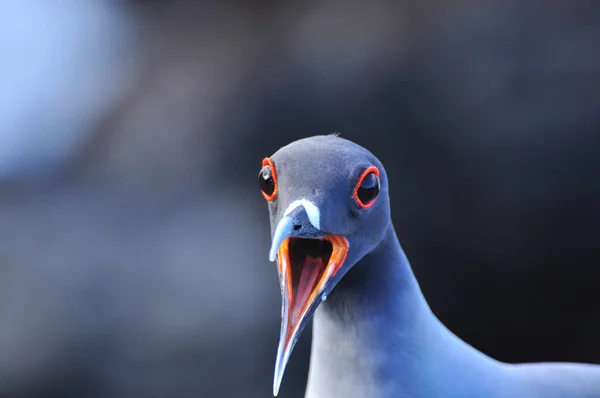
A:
[1,1,599,397]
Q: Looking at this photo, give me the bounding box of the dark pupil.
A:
[357,172,380,205]
[259,166,275,196]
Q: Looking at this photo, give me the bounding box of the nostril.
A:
[293,224,302,231]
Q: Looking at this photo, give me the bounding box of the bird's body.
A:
[259,135,600,397]
[306,225,600,398]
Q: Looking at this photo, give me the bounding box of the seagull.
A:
[258,135,600,398]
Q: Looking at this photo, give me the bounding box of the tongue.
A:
[290,255,325,325]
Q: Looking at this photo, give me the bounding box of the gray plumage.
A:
[260,135,600,398]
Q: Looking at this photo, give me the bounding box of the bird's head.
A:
[259,135,390,395]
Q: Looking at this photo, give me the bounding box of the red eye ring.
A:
[260,157,278,201]
[353,166,380,209]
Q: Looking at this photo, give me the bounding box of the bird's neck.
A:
[306,223,505,397]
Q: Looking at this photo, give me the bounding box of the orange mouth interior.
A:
[277,235,348,341]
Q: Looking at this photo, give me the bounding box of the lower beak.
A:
[272,234,348,396]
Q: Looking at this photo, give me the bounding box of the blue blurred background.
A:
[1,1,599,397]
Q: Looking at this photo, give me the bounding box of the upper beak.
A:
[269,215,348,396]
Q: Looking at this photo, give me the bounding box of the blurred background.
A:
[1,1,599,397]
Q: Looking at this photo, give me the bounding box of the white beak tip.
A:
[273,369,283,396]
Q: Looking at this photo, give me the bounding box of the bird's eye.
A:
[353,166,380,208]
[259,157,278,201]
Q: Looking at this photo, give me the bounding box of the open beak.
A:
[269,217,348,396]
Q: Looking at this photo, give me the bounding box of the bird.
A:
[258,134,600,398]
